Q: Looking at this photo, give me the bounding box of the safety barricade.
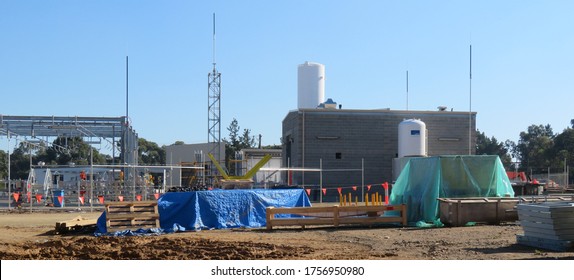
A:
[266,204,407,230]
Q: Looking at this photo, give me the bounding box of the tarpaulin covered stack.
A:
[390,155,514,225]
[96,189,311,234]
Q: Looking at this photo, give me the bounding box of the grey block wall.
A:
[282,109,476,195]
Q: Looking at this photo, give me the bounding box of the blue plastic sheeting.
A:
[94,228,165,237]
[390,155,514,225]
[95,189,311,234]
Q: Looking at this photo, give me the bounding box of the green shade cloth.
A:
[390,155,514,225]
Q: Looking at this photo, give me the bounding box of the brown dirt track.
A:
[1,209,573,260]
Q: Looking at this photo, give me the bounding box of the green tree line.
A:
[476,120,574,181]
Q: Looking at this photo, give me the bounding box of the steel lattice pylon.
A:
[208,66,221,162]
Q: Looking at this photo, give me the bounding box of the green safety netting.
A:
[389,155,514,226]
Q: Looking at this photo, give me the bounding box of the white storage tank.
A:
[297,61,325,109]
[398,119,427,158]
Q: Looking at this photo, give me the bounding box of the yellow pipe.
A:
[348,193,351,206]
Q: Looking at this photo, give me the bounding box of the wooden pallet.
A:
[105,201,160,230]
[266,204,407,230]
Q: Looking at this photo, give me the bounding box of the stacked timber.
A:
[55,215,98,234]
[516,202,574,251]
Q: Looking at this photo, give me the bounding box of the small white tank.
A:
[398,119,427,158]
[297,61,325,109]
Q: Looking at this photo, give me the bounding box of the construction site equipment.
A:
[507,171,544,195]
[265,204,407,230]
[105,201,160,231]
[207,153,272,189]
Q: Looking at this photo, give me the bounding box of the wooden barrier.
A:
[105,201,160,230]
[266,204,407,230]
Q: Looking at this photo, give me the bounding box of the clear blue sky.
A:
[1,1,573,153]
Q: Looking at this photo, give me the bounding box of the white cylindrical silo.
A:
[297,61,325,109]
[398,119,427,158]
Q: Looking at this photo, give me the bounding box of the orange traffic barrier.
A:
[383,182,389,204]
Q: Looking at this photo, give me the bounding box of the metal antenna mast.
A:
[208,12,222,166]
[406,70,409,111]
[468,44,473,155]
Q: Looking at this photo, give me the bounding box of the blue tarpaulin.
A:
[95,189,311,234]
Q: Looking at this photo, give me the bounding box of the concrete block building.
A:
[281,108,476,189]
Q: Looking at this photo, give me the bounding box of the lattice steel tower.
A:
[208,13,221,164]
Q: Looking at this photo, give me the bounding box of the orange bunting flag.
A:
[98,196,105,204]
[57,196,63,205]
[154,193,160,200]
[322,189,327,195]
[367,185,371,191]
[352,186,357,191]
[305,189,311,196]
[35,194,43,203]
[337,187,342,194]
[78,196,85,205]
[136,195,142,201]
[12,193,20,202]
[118,196,124,202]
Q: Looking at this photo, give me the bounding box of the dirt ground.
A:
[0,208,573,261]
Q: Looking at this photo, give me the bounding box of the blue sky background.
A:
[1,1,573,153]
